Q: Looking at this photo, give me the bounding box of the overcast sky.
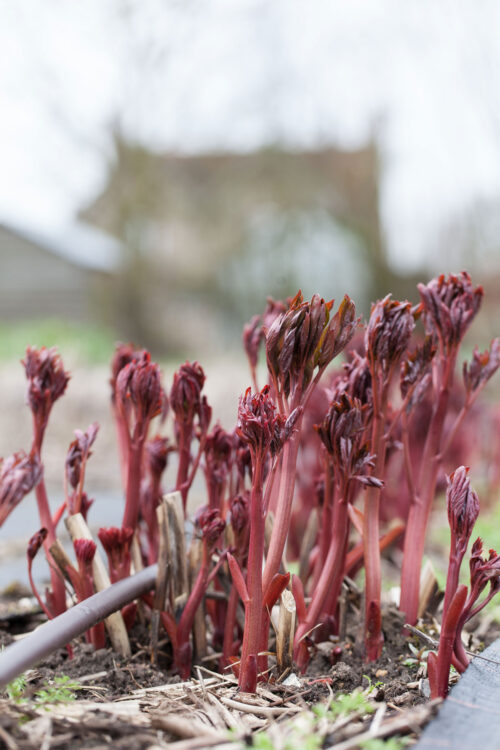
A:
[1,0,500,271]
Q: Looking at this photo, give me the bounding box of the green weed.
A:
[3,672,81,705]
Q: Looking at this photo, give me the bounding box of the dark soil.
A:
[2,621,179,700]
[301,605,427,709]
[0,593,440,749]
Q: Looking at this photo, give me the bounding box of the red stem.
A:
[222,585,240,667]
[311,461,334,591]
[185,431,209,506]
[73,450,89,516]
[433,584,468,699]
[51,500,67,531]
[145,471,162,564]
[32,432,66,617]
[28,559,54,621]
[113,403,130,491]
[344,522,405,579]
[250,364,259,394]
[293,478,350,671]
[122,422,146,531]
[176,422,193,514]
[239,454,265,692]
[441,402,468,459]
[262,424,301,595]
[31,417,66,616]
[363,380,388,661]
[400,353,455,625]
[453,579,497,672]
[401,409,417,508]
[442,533,467,620]
[175,544,210,679]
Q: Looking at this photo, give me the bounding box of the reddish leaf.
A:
[227,552,249,605]
[291,574,307,624]
[263,572,290,610]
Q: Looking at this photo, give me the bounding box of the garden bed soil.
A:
[0,595,449,750]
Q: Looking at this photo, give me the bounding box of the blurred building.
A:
[81,137,407,354]
[0,219,121,324]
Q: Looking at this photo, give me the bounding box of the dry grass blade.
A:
[276,589,296,672]
[220,695,301,716]
[331,699,442,750]
[418,559,441,618]
[0,723,19,750]
[205,691,246,732]
[151,499,171,663]
[48,540,75,585]
[131,532,144,573]
[189,538,207,662]
[165,492,188,600]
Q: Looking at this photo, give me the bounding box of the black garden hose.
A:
[0,563,158,689]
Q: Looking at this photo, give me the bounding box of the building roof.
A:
[0,218,122,273]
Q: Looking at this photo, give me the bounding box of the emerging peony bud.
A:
[243,298,287,375]
[198,507,226,548]
[204,425,233,504]
[469,536,485,581]
[342,352,372,406]
[79,492,94,521]
[27,527,48,560]
[365,296,415,375]
[316,394,363,457]
[23,347,70,428]
[283,406,303,443]
[70,539,98,610]
[315,394,372,484]
[65,422,99,490]
[400,337,436,399]
[198,396,213,436]
[465,537,500,609]
[0,450,43,527]
[237,386,286,457]
[418,271,483,351]
[205,424,233,468]
[266,292,357,398]
[110,343,138,405]
[170,362,205,424]
[116,351,163,426]
[74,538,97,566]
[316,295,357,368]
[234,433,252,482]
[447,466,479,545]
[229,492,249,535]
[463,339,500,398]
[98,526,134,582]
[243,314,263,372]
[146,435,171,482]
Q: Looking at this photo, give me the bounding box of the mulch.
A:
[0,594,447,750]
